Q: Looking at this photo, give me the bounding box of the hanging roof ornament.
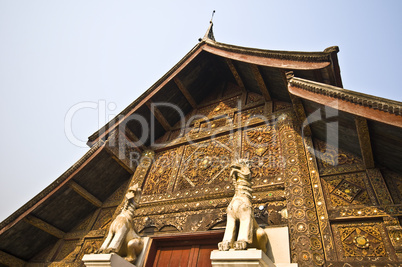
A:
[200,10,216,42]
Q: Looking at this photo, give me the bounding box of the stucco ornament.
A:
[218,159,268,253]
[97,184,143,263]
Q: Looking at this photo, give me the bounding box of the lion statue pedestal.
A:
[82,253,136,267]
[211,248,274,267]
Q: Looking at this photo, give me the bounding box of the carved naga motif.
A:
[97,184,143,264]
[218,159,268,253]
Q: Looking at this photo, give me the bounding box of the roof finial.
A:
[199,10,216,42]
[210,10,215,24]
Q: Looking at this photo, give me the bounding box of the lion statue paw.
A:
[234,240,247,250]
[218,241,231,251]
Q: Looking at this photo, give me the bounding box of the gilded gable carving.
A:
[142,147,182,195]
[135,208,227,234]
[236,105,265,124]
[388,229,402,251]
[332,222,392,262]
[197,95,241,118]
[314,139,364,175]
[174,134,234,191]
[199,117,227,132]
[321,172,373,208]
[242,123,283,186]
[76,238,104,262]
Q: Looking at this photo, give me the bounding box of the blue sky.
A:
[0,1,401,221]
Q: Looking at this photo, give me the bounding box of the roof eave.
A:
[288,77,402,127]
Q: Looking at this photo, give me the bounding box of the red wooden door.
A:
[145,231,223,267]
[153,245,191,267]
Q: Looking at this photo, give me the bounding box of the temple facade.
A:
[1,24,402,267]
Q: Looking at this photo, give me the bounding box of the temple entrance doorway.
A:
[144,231,224,267]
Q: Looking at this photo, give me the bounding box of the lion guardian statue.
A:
[97,184,143,263]
[218,160,268,253]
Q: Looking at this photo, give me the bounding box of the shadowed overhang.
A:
[0,140,132,262]
[289,77,402,173]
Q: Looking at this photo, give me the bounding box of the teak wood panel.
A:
[153,246,191,267]
[152,244,215,267]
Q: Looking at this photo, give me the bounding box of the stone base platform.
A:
[211,249,274,267]
[82,253,136,267]
[210,249,298,267]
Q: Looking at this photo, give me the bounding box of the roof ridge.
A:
[209,41,336,62]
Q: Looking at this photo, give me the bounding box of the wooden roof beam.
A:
[0,250,26,267]
[146,100,171,131]
[23,214,65,239]
[355,116,375,169]
[173,77,197,109]
[104,145,135,175]
[120,128,144,153]
[225,58,246,91]
[251,65,271,101]
[68,180,103,208]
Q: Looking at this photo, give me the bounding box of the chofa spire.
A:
[200,10,216,42]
